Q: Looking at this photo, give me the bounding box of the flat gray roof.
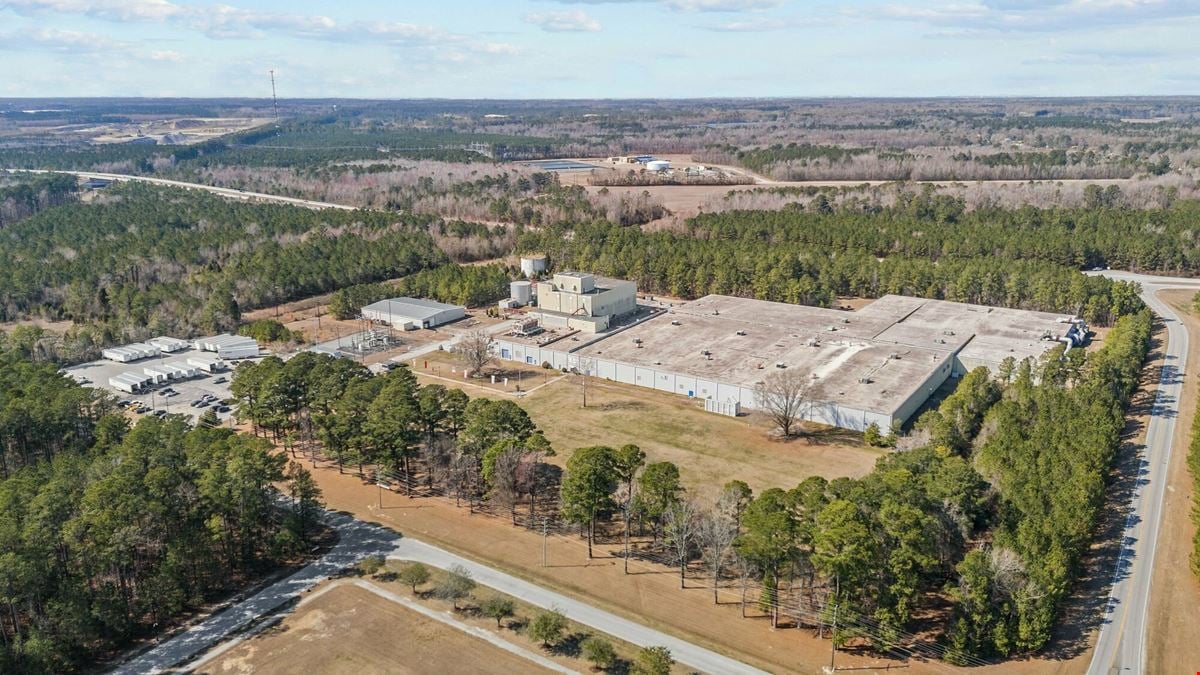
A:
[363,297,465,321]
[576,294,1077,416]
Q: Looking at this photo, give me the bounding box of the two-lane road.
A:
[1087,271,1200,675]
[5,168,360,211]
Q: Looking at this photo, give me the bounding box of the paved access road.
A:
[110,510,401,675]
[1086,271,1200,675]
[6,169,359,211]
[389,538,769,675]
[111,504,765,675]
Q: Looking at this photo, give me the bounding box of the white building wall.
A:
[490,340,914,432]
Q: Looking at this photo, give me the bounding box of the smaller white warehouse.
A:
[109,372,153,394]
[187,354,227,373]
[143,362,199,383]
[148,336,189,353]
[361,297,466,330]
[102,343,161,363]
[194,334,260,360]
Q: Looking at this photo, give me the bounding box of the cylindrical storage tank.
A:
[645,160,670,172]
[511,280,533,306]
[520,254,548,278]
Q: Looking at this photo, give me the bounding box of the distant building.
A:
[532,272,636,334]
[194,334,260,360]
[360,297,466,330]
[102,343,161,363]
[109,371,153,394]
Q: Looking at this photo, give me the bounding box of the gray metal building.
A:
[361,297,467,330]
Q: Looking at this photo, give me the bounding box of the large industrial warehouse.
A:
[361,297,466,329]
[495,289,1086,432]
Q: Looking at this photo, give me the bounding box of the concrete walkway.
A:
[390,538,770,675]
[351,580,578,674]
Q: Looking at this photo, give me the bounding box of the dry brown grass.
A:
[195,582,557,675]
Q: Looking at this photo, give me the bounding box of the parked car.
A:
[215,405,231,413]
[213,376,228,384]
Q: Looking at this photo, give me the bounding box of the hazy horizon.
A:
[1,0,1198,99]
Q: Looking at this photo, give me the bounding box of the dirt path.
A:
[1145,289,1200,673]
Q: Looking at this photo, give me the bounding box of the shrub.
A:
[527,608,568,647]
[581,636,618,670]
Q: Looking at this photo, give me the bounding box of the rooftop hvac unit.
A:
[700,349,711,356]
[671,320,681,326]
[775,362,787,369]
[858,377,872,384]
[633,338,643,344]
[842,318,851,324]
[889,353,901,360]
[735,330,747,336]
[943,329,955,336]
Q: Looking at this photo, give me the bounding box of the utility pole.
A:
[829,602,838,673]
[541,517,548,567]
[269,70,278,119]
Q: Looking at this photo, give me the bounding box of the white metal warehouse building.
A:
[495,292,1086,432]
[194,334,260,360]
[361,297,466,330]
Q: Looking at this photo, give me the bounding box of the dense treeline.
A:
[328,264,512,319]
[0,351,324,673]
[0,173,77,227]
[0,182,450,349]
[953,310,1151,658]
[231,353,560,516]
[521,214,1144,325]
[684,197,1200,273]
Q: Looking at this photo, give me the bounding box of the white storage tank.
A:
[520,254,548,278]
[645,160,671,172]
[511,280,533,306]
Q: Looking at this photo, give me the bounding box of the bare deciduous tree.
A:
[698,493,740,604]
[754,369,813,438]
[663,498,700,589]
[453,330,495,377]
[574,355,596,408]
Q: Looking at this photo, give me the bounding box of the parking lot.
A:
[63,348,246,424]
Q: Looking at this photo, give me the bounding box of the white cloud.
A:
[551,0,780,11]
[0,27,126,53]
[0,0,520,58]
[149,48,183,61]
[524,9,602,32]
[876,0,1200,32]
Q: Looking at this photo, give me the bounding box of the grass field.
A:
[431,367,880,492]
[195,583,558,675]
[414,353,883,492]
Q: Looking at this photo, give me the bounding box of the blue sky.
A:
[0,0,1198,97]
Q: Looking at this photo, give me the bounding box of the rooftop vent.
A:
[943,330,955,336]
[633,338,643,344]
[735,330,747,336]
[701,349,712,356]
[889,353,901,360]
[775,362,787,369]
[858,377,872,384]
[671,320,681,326]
